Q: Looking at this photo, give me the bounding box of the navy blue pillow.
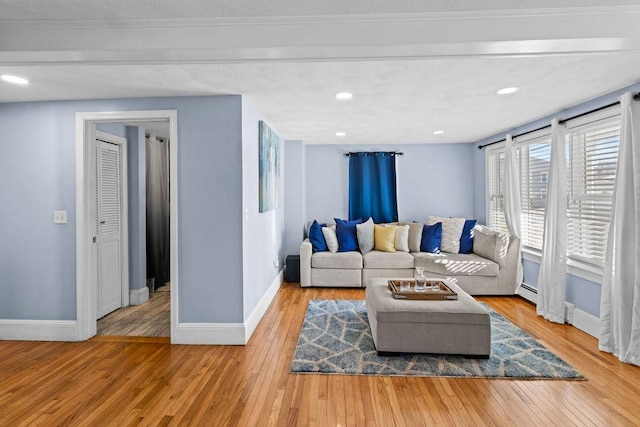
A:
[334,218,363,252]
[420,222,442,253]
[459,219,477,254]
[309,220,328,252]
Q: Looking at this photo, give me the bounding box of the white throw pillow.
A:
[356,218,374,254]
[427,216,465,253]
[399,222,424,253]
[394,224,410,252]
[322,225,339,253]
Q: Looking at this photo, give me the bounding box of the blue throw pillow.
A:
[309,220,328,252]
[334,218,363,252]
[459,219,477,254]
[420,222,442,253]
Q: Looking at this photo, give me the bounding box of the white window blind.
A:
[566,113,620,267]
[516,135,551,251]
[486,148,509,234]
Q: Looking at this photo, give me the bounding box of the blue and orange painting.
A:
[259,121,280,213]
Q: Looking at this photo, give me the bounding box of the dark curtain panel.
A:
[348,152,398,223]
[146,135,170,291]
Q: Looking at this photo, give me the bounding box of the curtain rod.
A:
[344,151,404,157]
[145,134,166,142]
[477,92,640,150]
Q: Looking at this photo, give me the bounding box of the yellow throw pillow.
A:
[374,224,397,252]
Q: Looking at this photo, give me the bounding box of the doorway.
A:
[75,110,178,342]
[97,127,171,337]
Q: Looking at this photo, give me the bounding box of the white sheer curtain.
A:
[503,134,524,290]
[599,92,640,366]
[504,134,521,238]
[537,119,567,323]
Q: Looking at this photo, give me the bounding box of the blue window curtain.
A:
[348,152,398,223]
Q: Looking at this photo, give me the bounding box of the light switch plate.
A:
[54,210,67,224]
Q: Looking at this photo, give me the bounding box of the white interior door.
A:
[96,138,123,319]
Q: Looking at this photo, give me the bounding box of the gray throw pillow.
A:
[473,226,509,267]
[356,218,374,254]
[407,222,424,252]
[394,224,410,252]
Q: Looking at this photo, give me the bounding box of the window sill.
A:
[521,248,603,285]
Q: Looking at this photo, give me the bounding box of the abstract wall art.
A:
[258,121,280,213]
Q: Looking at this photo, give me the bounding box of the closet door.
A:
[96,139,123,318]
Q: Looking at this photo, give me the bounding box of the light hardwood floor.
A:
[97,285,170,337]
[1,282,639,426]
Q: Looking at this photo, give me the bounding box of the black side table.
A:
[285,255,300,282]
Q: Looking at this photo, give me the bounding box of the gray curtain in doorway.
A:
[146,135,170,291]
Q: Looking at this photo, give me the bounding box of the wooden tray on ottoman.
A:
[388,279,458,300]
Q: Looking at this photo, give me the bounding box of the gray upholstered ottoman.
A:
[365,278,491,357]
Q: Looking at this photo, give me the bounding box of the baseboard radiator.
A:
[519,283,575,324]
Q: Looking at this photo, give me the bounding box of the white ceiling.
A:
[1,1,639,144]
[2,0,638,19]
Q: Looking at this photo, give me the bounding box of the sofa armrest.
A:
[300,238,312,287]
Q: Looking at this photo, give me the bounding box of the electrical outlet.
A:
[54,210,67,224]
[564,302,576,324]
[273,260,279,269]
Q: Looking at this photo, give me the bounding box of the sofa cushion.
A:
[427,216,465,254]
[473,226,509,268]
[412,252,499,277]
[308,220,328,252]
[363,250,414,269]
[374,224,397,252]
[312,251,363,269]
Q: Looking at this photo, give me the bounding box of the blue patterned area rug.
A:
[290,300,585,379]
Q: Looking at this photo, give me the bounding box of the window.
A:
[516,133,551,252]
[566,111,620,267]
[484,106,621,279]
[486,147,508,234]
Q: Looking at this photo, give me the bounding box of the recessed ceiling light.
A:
[433,130,445,135]
[496,87,519,95]
[335,131,346,137]
[1,74,29,85]
[334,92,353,100]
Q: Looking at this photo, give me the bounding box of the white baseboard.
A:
[572,308,600,338]
[244,269,284,343]
[0,319,77,341]
[172,322,245,345]
[129,287,149,305]
[516,282,600,338]
[171,269,284,345]
[516,282,537,304]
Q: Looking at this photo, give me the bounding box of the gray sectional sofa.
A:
[300,224,522,296]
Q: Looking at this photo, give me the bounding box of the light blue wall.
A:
[473,82,640,317]
[305,143,476,223]
[97,123,126,138]
[126,126,146,292]
[283,140,306,256]
[0,102,77,320]
[241,99,285,320]
[0,96,245,323]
